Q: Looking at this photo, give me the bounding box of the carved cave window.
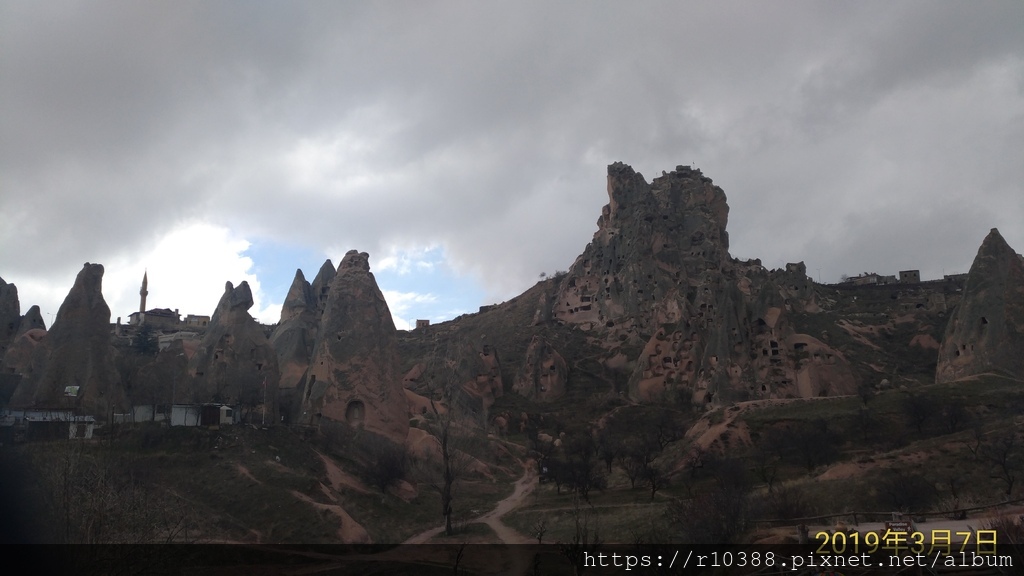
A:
[345,400,365,426]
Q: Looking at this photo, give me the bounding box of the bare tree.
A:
[856,381,874,406]
[532,518,548,544]
[643,463,667,501]
[983,428,1022,497]
[789,419,839,472]
[617,451,646,490]
[559,492,602,576]
[34,440,196,545]
[964,422,986,461]
[902,393,936,434]
[422,340,480,536]
[365,435,408,494]
[940,400,970,434]
[685,444,707,477]
[596,429,619,474]
[751,443,779,492]
[651,409,683,451]
[564,433,606,503]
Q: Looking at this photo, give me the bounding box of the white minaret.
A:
[140,270,148,313]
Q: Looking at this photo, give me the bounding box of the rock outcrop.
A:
[185,280,280,420]
[311,259,336,316]
[936,229,1024,382]
[17,305,46,335]
[549,163,856,405]
[271,264,330,422]
[553,163,730,332]
[512,336,568,401]
[297,251,408,443]
[9,263,126,415]
[0,276,20,357]
[130,339,191,411]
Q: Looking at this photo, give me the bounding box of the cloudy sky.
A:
[2,1,1022,330]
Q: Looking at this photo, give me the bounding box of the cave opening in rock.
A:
[345,400,365,426]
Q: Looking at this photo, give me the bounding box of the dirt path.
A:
[290,490,371,544]
[476,461,538,544]
[314,450,371,494]
[404,459,538,545]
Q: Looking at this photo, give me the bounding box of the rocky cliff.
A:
[270,265,327,421]
[512,336,568,402]
[544,163,856,405]
[185,280,280,420]
[936,229,1024,382]
[9,263,126,415]
[297,251,409,443]
[0,276,20,358]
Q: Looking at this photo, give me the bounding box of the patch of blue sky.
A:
[243,241,485,328]
[242,239,332,303]
[372,246,486,327]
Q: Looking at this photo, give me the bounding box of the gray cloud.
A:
[2,0,1022,313]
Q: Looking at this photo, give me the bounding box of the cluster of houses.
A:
[0,272,245,444]
[0,384,243,444]
[840,269,921,286]
[838,269,969,287]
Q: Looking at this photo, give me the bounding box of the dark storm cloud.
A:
[2,1,1022,311]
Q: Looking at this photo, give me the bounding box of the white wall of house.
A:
[171,404,202,427]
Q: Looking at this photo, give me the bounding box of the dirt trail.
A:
[404,459,538,545]
[290,490,372,544]
[235,463,262,485]
[314,450,371,494]
[476,461,538,544]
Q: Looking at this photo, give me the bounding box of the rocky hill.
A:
[936,228,1024,383]
[2,162,1021,552]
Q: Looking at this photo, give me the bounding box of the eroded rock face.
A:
[550,163,856,405]
[512,336,568,401]
[185,281,280,419]
[17,305,46,335]
[10,263,127,416]
[271,266,326,421]
[0,276,20,356]
[466,340,504,414]
[131,339,191,410]
[310,259,336,316]
[936,229,1024,382]
[298,251,408,443]
[553,163,730,332]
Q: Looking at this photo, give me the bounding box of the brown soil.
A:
[315,450,371,494]
[235,463,262,485]
[290,489,371,543]
[404,459,538,545]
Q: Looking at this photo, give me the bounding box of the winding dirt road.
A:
[404,459,538,544]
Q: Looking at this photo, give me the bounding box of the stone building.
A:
[899,269,921,283]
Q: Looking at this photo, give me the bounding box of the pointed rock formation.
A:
[185,280,280,420]
[298,251,409,443]
[513,336,568,401]
[0,276,20,357]
[10,263,126,415]
[17,305,46,335]
[0,332,46,399]
[310,259,336,316]
[2,306,47,382]
[936,229,1024,382]
[271,266,326,422]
